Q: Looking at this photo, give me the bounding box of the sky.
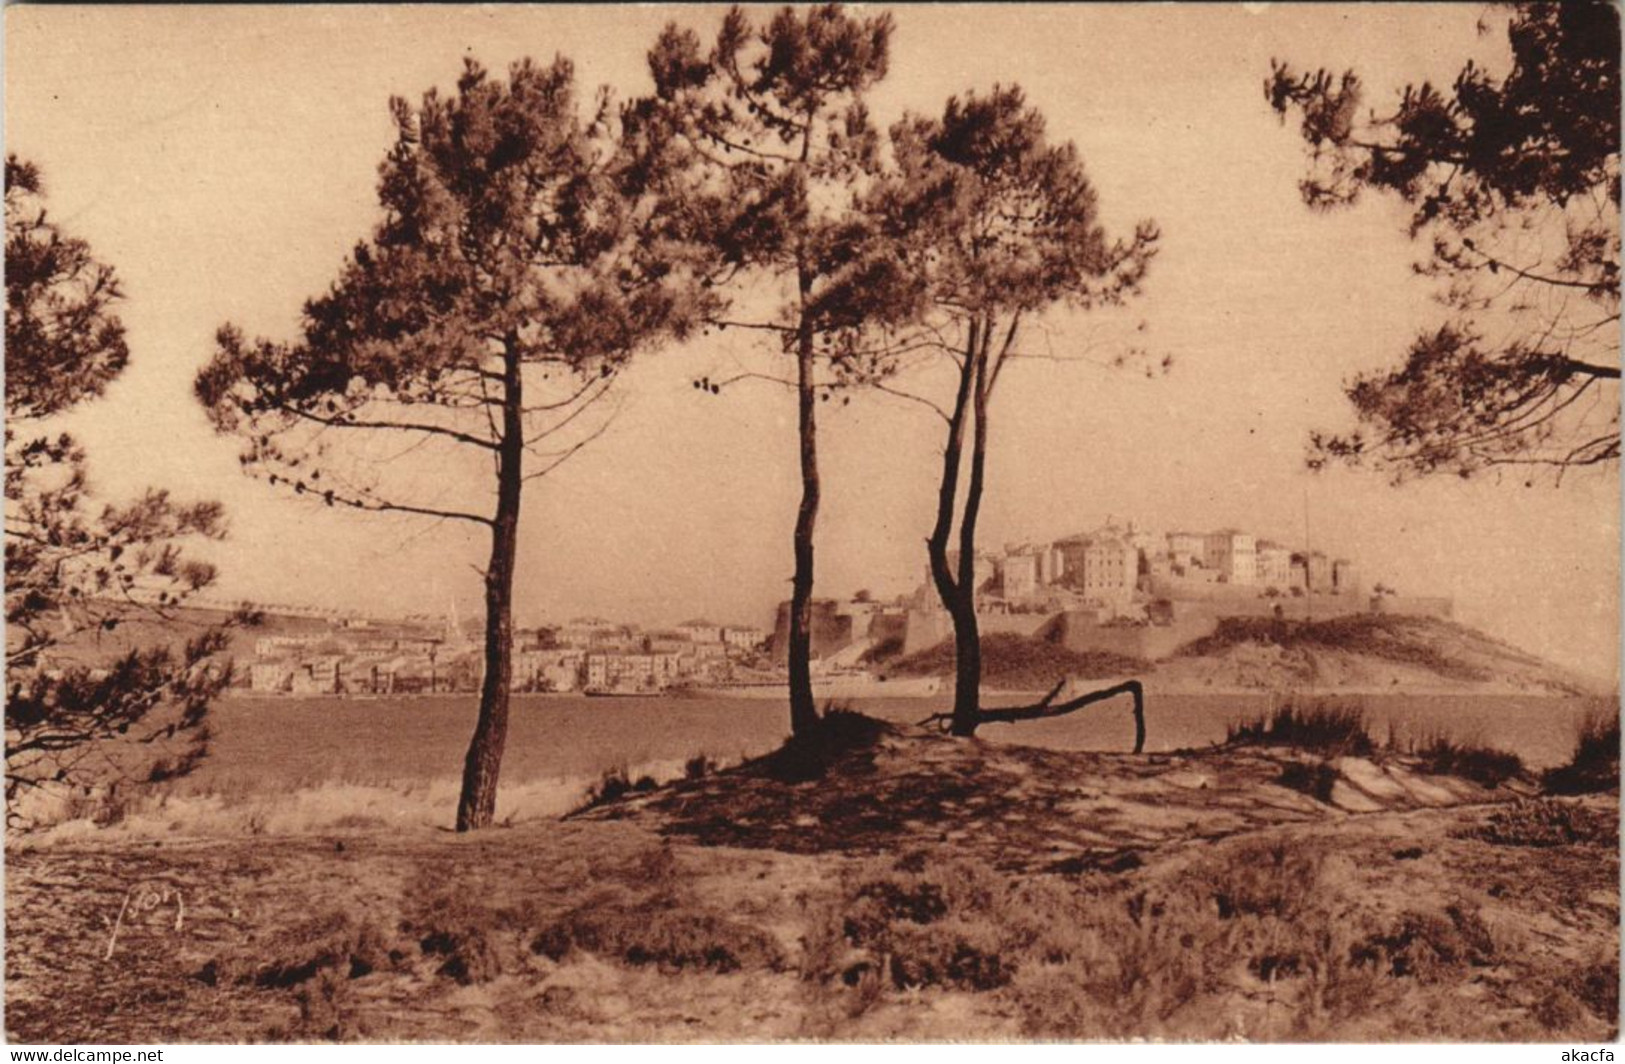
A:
[5,4,1619,679]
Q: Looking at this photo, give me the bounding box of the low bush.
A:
[801,856,1020,996]
[571,766,659,814]
[290,967,362,1042]
[405,888,525,986]
[1561,951,1622,1025]
[533,905,785,974]
[1464,798,1619,848]
[195,909,406,994]
[1410,735,1525,789]
[1349,904,1497,978]
[1201,839,1326,922]
[1226,698,1375,756]
[1543,705,1620,795]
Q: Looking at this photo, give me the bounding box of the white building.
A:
[1000,551,1040,600]
[1255,541,1293,589]
[677,620,724,644]
[250,660,294,693]
[1203,530,1257,585]
[722,626,766,651]
[1166,532,1205,570]
[1057,533,1137,607]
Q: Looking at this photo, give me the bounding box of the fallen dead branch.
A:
[919,679,1146,752]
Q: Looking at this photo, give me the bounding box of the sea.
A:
[186,689,1603,797]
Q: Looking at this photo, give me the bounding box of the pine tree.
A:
[639,4,894,735]
[854,88,1157,736]
[1267,2,1620,481]
[195,58,707,831]
[5,155,242,827]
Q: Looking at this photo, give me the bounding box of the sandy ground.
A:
[6,720,1618,1043]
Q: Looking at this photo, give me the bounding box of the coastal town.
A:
[246,614,772,698]
[242,517,1450,698]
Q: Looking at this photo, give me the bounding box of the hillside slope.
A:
[885,632,1147,690]
[882,615,1600,696]
[1160,614,1601,695]
[9,716,1616,1042]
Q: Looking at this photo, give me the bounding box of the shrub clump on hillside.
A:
[571,766,659,814]
[1465,798,1618,849]
[997,837,1516,1040]
[533,905,786,974]
[1543,706,1620,795]
[1409,736,1525,789]
[1179,614,1490,682]
[800,855,1021,1006]
[1229,701,1535,790]
[1226,698,1375,756]
[888,632,1147,689]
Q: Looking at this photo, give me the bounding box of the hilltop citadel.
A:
[240,517,1451,697]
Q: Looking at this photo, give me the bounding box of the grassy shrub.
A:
[801,856,1020,996]
[808,841,1348,1036]
[405,887,524,986]
[888,632,1147,688]
[1009,838,1360,1038]
[533,905,785,974]
[62,785,133,828]
[199,908,405,991]
[1543,705,1620,795]
[528,839,784,975]
[571,766,659,814]
[397,842,720,985]
[291,967,362,1042]
[1465,798,1619,848]
[1226,698,1375,756]
[1201,839,1326,921]
[1349,905,1497,978]
[793,837,1551,1040]
[1012,838,1510,1039]
[849,875,1012,992]
[1409,735,1525,789]
[1560,951,1622,1028]
[1525,949,1619,1038]
[683,754,716,781]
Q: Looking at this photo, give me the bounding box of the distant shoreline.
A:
[219,684,1599,703]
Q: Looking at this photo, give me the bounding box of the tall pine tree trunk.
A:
[787,283,821,736]
[456,340,523,831]
[949,340,993,737]
[927,321,982,735]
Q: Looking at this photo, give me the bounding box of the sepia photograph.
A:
[4,1,1620,1046]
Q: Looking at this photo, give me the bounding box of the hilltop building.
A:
[1055,531,1137,608]
[1203,529,1256,585]
[1166,532,1204,569]
[1333,558,1360,596]
[677,619,723,643]
[723,626,766,651]
[1294,550,1331,592]
[1256,541,1293,590]
[242,513,1418,699]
